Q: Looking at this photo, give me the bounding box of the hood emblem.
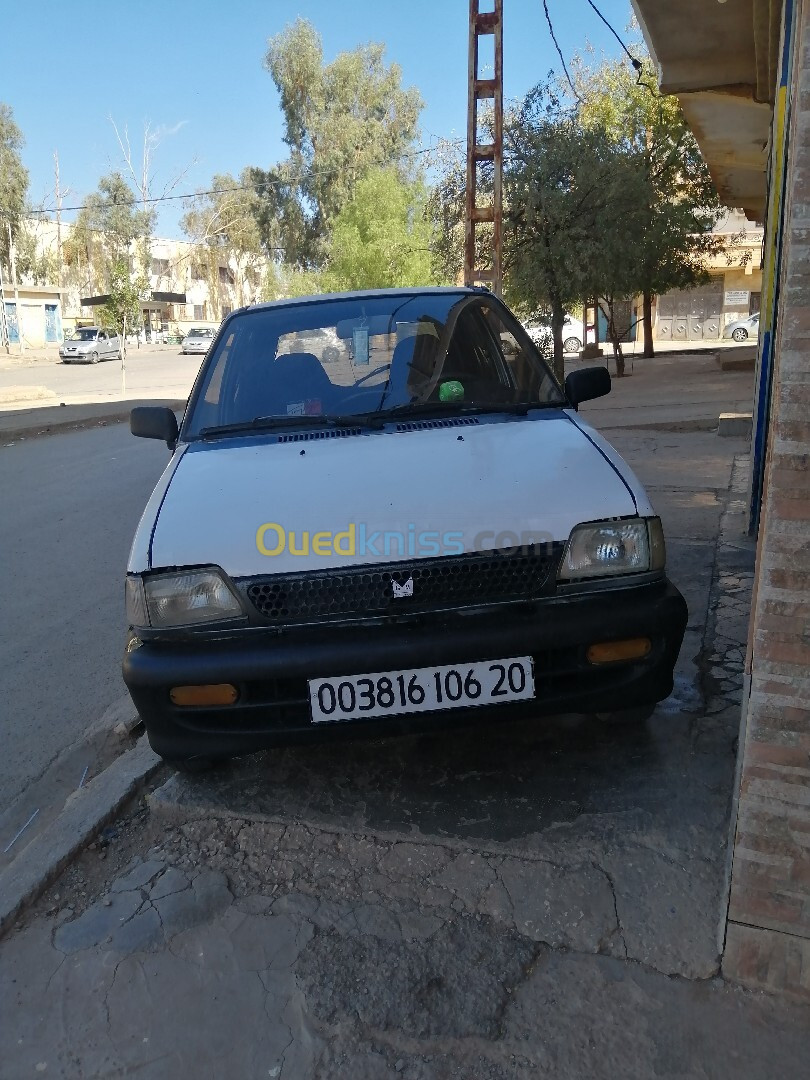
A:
[391,576,414,599]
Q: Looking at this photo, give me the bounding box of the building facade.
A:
[8,217,273,344]
[634,0,810,1001]
[651,214,764,343]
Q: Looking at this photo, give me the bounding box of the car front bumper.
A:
[123,577,688,761]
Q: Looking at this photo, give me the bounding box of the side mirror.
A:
[130,406,179,449]
[565,366,611,409]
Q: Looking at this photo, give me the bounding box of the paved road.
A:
[0,424,169,816]
[0,347,202,407]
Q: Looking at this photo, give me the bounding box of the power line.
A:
[6,137,462,219]
[582,0,643,72]
[542,1,583,105]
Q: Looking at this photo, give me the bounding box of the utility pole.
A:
[464,0,503,296]
[54,149,65,287]
[7,221,23,354]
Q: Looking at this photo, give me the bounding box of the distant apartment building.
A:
[3,216,273,347]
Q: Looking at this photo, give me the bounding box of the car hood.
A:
[137,412,642,576]
[65,340,95,349]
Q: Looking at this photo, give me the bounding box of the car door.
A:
[109,330,120,357]
[97,329,108,357]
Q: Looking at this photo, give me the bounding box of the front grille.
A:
[243,545,563,626]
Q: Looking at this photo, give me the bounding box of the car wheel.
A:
[89,350,100,364]
[595,705,655,725]
[731,327,748,342]
[564,336,583,353]
[163,755,228,774]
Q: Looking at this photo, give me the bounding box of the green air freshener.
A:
[439,380,464,403]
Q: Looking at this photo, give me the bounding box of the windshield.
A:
[183,292,564,438]
[70,328,97,341]
[189,328,213,336]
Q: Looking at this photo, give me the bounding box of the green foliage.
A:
[255,19,424,269]
[14,223,58,285]
[323,169,434,292]
[0,103,29,276]
[425,142,466,285]
[65,173,153,293]
[571,48,725,355]
[502,87,638,378]
[101,259,148,336]
[180,168,265,305]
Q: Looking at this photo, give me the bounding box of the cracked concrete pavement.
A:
[3,430,810,1076]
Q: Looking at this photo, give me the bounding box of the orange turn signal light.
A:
[587,638,652,665]
[169,684,239,707]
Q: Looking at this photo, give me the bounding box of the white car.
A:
[124,288,687,771]
[723,312,760,342]
[60,326,122,364]
[524,314,585,353]
[182,327,216,354]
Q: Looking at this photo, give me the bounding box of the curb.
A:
[0,738,162,938]
[595,418,720,433]
[0,401,186,442]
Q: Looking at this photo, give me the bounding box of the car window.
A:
[183,293,565,438]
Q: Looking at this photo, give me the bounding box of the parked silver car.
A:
[181,327,215,355]
[60,326,122,364]
[723,312,760,342]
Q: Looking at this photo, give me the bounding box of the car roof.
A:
[244,286,481,316]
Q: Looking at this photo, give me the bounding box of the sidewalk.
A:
[3,423,807,1077]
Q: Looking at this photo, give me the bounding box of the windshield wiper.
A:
[198,414,374,439]
[371,401,556,422]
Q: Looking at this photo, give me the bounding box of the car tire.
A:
[595,705,655,725]
[731,327,748,342]
[163,755,228,774]
[90,350,100,364]
[564,336,583,353]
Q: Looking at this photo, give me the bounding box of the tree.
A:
[572,50,724,357]
[109,117,196,271]
[502,87,634,381]
[101,258,148,342]
[63,173,152,294]
[323,169,434,291]
[253,19,424,268]
[425,140,467,285]
[0,103,29,279]
[180,169,265,306]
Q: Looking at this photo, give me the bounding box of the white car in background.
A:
[60,326,122,364]
[723,312,760,342]
[524,314,585,353]
[182,327,216,355]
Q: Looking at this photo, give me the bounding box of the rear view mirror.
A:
[131,406,179,449]
[565,366,611,409]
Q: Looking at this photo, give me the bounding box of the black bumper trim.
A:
[123,578,687,760]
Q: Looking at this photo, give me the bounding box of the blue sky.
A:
[1,0,637,238]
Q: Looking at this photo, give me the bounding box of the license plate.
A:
[309,656,535,724]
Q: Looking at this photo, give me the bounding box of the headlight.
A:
[126,568,244,629]
[558,518,665,581]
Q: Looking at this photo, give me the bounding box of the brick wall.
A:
[724,0,810,1000]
